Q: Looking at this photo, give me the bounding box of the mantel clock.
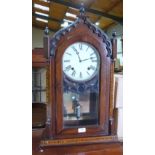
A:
[40,6,118,146]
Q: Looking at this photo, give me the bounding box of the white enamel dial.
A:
[62,42,100,82]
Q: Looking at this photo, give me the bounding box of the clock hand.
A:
[72,47,82,62]
[81,57,96,62]
[81,58,90,62]
[75,52,82,62]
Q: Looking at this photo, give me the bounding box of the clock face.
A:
[62,42,100,82]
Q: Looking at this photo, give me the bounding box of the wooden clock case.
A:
[32,7,122,154]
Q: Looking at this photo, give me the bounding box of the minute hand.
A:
[81,57,96,62]
[81,58,90,62]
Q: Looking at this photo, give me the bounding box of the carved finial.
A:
[79,3,85,15]
[112,31,116,38]
[44,26,49,35]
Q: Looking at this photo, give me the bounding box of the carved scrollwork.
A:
[50,5,112,59]
[63,74,99,94]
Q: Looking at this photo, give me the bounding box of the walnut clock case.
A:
[41,7,120,146]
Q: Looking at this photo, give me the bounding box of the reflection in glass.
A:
[63,88,99,128]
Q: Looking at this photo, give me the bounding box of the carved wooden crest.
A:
[49,5,112,59]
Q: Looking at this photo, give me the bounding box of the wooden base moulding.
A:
[40,135,121,146]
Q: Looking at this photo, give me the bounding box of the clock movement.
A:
[35,5,121,147]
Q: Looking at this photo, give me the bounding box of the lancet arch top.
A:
[49,5,112,59]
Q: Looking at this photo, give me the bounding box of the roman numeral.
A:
[89,65,96,70]
[71,70,76,76]
[92,60,97,62]
[79,43,82,50]
[64,65,71,71]
[91,57,96,59]
[80,72,82,78]
[72,46,77,52]
[87,71,90,75]
[90,52,95,56]
[86,46,89,52]
[66,52,72,56]
[64,60,70,62]
[91,57,97,62]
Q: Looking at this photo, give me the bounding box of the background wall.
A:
[32,27,54,49]
[32,27,45,49]
[32,24,123,49]
[106,24,123,37]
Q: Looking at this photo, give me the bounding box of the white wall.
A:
[114,74,123,140]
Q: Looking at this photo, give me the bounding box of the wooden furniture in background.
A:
[32,48,49,129]
[32,48,49,67]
